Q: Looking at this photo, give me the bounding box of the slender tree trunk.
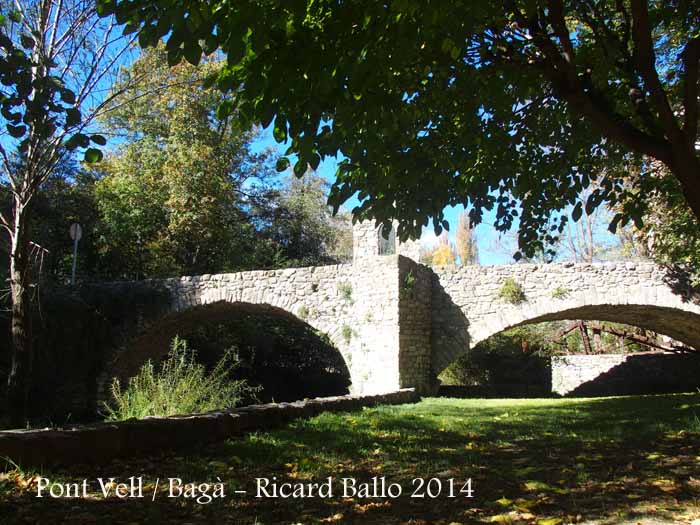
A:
[6,197,33,428]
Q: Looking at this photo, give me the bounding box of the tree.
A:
[100,1,700,260]
[558,184,625,263]
[92,46,277,278]
[622,161,700,283]
[426,231,457,266]
[0,0,134,425]
[455,210,478,265]
[254,171,353,268]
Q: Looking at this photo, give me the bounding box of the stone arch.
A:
[470,303,700,352]
[377,223,397,255]
[99,258,407,398]
[431,262,700,375]
[109,301,351,402]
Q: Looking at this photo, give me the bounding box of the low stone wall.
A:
[0,389,419,467]
[552,353,700,396]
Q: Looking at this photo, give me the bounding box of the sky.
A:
[251,124,517,266]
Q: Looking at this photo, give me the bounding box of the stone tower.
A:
[352,220,421,263]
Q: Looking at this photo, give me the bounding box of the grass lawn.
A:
[1,394,700,524]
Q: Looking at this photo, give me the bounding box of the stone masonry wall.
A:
[352,220,421,262]
[552,353,700,396]
[552,354,627,395]
[398,257,435,392]
[104,252,700,397]
[431,262,700,374]
[108,257,405,396]
[0,389,420,467]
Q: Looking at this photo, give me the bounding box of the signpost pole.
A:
[69,223,82,286]
[71,235,78,286]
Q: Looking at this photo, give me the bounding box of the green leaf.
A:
[215,99,234,120]
[608,213,623,233]
[64,133,90,150]
[84,148,103,163]
[183,42,202,65]
[90,134,107,146]
[276,157,290,172]
[273,122,287,143]
[167,49,183,66]
[309,153,321,171]
[7,124,26,138]
[122,23,139,35]
[571,202,582,222]
[138,26,159,48]
[19,33,34,49]
[60,88,76,105]
[65,107,81,127]
[293,160,306,177]
[1,107,21,122]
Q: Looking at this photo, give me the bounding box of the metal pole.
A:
[71,235,78,286]
[136,233,142,281]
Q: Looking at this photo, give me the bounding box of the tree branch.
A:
[683,38,700,149]
[523,3,672,163]
[629,0,683,145]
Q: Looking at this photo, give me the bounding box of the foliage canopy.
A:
[98,1,700,258]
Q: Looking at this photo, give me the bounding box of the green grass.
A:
[2,394,700,524]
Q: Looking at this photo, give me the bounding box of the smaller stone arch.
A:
[430,262,700,375]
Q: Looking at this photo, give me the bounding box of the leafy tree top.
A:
[97,1,700,259]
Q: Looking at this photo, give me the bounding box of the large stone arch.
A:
[100,257,408,398]
[430,262,700,374]
[110,301,352,402]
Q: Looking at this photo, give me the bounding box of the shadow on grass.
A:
[2,394,700,524]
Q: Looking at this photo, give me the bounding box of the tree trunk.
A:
[671,152,700,222]
[6,199,33,428]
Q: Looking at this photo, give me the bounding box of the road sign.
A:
[69,223,83,242]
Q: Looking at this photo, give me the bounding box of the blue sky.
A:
[252,124,516,265]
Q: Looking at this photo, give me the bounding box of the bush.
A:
[338,281,353,303]
[439,325,554,396]
[104,337,255,421]
[551,286,570,299]
[120,302,352,404]
[498,277,526,304]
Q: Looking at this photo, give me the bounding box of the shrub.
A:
[551,286,569,299]
[338,281,353,303]
[498,278,526,304]
[297,305,309,320]
[341,324,354,343]
[104,337,256,421]
[438,326,552,395]
[400,270,416,300]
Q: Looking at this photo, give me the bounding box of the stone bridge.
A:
[107,222,700,395]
